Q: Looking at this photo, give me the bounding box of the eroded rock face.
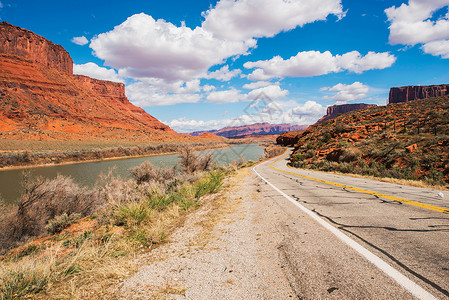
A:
[316,103,377,124]
[0,22,73,74]
[0,22,185,141]
[389,85,449,104]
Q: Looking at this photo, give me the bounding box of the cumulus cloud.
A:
[73,62,124,83]
[246,85,289,101]
[89,0,346,83]
[422,39,449,58]
[244,50,396,80]
[386,0,449,58]
[206,88,244,104]
[90,13,255,82]
[71,36,89,46]
[242,81,272,89]
[322,82,370,103]
[206,65,241,81]
[202,0,344,41]
[126,81,201,106]
[205,85,288,104]
[291,101,327,121]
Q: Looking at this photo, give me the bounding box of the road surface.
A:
[253,151,449,299]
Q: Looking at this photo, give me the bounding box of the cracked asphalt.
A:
[254,151,449,299]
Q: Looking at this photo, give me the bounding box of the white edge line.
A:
[253,160,437,300]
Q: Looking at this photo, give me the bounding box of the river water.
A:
[0,144,264,205]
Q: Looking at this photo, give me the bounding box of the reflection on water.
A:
[0,144,264,205]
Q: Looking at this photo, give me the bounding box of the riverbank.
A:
[0,142,230,170]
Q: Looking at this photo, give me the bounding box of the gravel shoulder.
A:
[117,168,295,299]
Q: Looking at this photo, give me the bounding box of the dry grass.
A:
[0,150,235,299]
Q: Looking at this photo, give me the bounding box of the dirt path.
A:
[117,168,296,299]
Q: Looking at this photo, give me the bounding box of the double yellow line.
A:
[270,154,449,214]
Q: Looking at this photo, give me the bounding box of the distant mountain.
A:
[190,123,309,139]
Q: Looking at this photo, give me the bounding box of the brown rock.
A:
[316,103,377,124]
[405,144,418,153]
[389,85,449,104]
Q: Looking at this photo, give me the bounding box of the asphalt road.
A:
[253,151,449,299]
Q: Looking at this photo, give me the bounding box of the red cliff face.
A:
[316,103,377,124]
[0,21,73,74]
[389,85,449,104]
[0,22,191,142]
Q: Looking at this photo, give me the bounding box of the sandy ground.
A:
[117,168,296,299]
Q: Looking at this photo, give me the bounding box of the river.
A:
[0,144,264,205]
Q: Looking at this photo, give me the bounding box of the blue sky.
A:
[2,0,449,132]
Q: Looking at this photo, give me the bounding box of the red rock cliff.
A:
[0,21,73,74]
[0,22,193,142]
[389,85,449,104]
[73,75,127,102]
[316,103,377,124]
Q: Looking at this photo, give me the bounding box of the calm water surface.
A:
[0,144,264,205]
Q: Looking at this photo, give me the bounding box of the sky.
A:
[2,0,449,133]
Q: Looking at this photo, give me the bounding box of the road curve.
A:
[253,151,449,299]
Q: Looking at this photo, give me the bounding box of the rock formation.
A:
[190,123,308,138]
[0,21,73,74]
[0,22,194,142]
[389,85,449,104]
[316,103,377,124]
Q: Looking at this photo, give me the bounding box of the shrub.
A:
[129,161,176,185]
[45,213,82,235]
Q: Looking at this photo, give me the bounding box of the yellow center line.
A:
[270,154,449,215]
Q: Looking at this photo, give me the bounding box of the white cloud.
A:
[291,101,327,121]
[73,62,123,83]
[205,84,288,104]
[322,82,370,103]
[206,65,241,81]
[244,50,396,80]
[166,117,230,133]
[0,2,3,9]
[422,39,449,58]
[386,0,449,45]
[89,0,346,84]
[202,84,216,92]
[126,81,201,106]
[206,88,243,104]
[386,0,449,58]
[246,85,289,101]
[71,36,89,46]
[242,81,272,89]
[202,0,344,41]
[90,13,255,82]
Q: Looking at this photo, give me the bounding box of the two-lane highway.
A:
[253,151,449,299]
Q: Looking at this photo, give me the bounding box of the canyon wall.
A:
[316,103,377,124]
[0,21,73,74]
[0,22,185,141]
[389,85,449,104]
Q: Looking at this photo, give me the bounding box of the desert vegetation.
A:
[279,96,449,187]
[0,146,234,298]
[0,142,228,169]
